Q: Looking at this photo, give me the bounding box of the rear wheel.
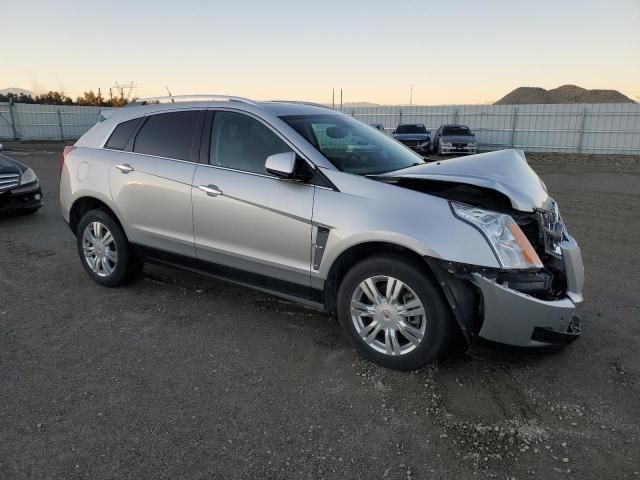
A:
[337,255,453,370]
[76,209,142,287]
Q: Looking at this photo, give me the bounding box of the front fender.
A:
[314,171,500,281]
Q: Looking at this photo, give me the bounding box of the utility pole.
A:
[410,84,413,105]
[332,89,335,109]
[340,89,343,111]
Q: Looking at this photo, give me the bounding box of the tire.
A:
[337,254,453,370]
[76,209,142,287]
[437,143,442,156]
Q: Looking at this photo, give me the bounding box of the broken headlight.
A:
[450,202,543,269]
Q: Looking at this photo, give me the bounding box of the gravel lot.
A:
[1,144,639,479]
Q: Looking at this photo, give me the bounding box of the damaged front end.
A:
[376,149,585,349]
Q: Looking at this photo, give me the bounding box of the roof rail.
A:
[267,100,334,110]
[127,95,259,107]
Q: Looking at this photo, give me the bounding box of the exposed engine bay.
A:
[380,177,569,301]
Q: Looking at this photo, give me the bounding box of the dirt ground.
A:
[1,144,639,479]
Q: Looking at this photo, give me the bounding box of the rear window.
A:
[104,118,141,150]
[133,111,200,161]
[442,126,472,136]
[395,124,427,134]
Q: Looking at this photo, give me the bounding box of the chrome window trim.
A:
[100,107,338,191]
[104,149,199,166]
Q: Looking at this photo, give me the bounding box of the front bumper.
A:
[473,238,584,347]
[397,140,431,153]
[440,145,477,155]
[0,182,43,212]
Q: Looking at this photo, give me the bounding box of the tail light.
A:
[61,146,77,177]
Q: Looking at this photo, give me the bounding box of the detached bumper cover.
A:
[0,182,43,212]
[472,238,584,347]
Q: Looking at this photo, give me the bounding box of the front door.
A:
[192,110,314,296]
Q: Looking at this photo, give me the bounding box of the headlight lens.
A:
[441,142,452,147]
[451,202,543,269]
[19,168,38,185]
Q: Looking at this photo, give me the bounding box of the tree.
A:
[34,91,73,105]
[0,92,35,103]
[76,90,108,106]
[1,89,132,106]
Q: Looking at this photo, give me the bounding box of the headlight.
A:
[468,142,477,147]
[19,168,38,185]
[450,202,543,269]
[441,142,452,147]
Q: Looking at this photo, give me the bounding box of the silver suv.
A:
[60,95,584,370]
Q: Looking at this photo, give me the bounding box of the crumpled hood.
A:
[380,149,552,212]
[441,134,476,144]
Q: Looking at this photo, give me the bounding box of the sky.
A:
[2,0,639,105]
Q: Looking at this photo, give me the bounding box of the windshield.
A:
[395,124,427,134]
[442,126,472,136]
[280,114,425,175]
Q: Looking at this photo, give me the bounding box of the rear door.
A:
[191,110,315,295]
[108,110,204,258]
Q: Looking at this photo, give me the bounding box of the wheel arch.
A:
[69,196,125,237]
[322,241,439,313]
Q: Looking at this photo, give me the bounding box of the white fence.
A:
[345,103,640,155]
[0,103,102,141]
[1,101,639,154]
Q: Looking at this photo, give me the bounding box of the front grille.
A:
[453,143,467,148]
[401,139,419,147]
[0,173,20,193]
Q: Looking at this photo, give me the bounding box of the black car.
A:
[0,153,43,214]
[392,123,431,154]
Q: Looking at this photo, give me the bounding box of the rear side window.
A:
[133,111,200,161]
[104,118,141,150]
[210,111,291,174]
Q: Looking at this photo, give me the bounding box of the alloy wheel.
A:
[82,221,117,277]
[350,275,427,356]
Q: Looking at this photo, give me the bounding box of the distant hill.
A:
[0,87,33,96]
[495,85,635,105]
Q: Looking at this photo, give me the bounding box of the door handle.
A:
[115,163,134,174]
[198,184,223,197]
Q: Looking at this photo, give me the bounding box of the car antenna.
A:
[165,87,175,103]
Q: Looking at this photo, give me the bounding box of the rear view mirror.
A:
[265,152,314,181]
[326,126,349,139]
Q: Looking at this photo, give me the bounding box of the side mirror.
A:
[265,152,314,181]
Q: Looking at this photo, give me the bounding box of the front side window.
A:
[281,114,425,175]
[210,111,292,174]
[133,111,200,161]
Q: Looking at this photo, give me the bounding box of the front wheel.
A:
[76,209,142,287]
[337,255,453,370]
